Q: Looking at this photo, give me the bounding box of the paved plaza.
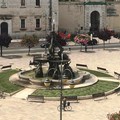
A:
[0,43,120,120]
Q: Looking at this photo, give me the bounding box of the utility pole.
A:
[49,0,52,31]
[84,0,85,33]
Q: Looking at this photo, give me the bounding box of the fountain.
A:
[17,31,97,89]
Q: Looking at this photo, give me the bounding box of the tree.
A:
[0,34,12,57]
[113,32,120,42]
[21,34,39,55]
[74,34,90,52]
[98,29,113,49]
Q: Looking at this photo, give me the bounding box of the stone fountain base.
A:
[9,69,98,89]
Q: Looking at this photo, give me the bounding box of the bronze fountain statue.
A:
[30,31,75,80]
[16,31,94,89]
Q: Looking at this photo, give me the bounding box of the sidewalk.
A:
[0,42,120,120]
[9,36,120,48]
[12,88,36,100]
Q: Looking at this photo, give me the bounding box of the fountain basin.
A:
[17,69,98,89]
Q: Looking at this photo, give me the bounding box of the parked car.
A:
[87,39,98,45]
[81,39,98,46]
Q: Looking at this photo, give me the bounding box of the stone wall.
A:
[59,0,120,33]
[0,0,58,38]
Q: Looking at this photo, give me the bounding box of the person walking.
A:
[63,97,67,111]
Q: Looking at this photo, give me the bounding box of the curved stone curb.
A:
[10,70,99,90]
[43,87,120,101]
[43,82,120,101]
[9,70,120,101]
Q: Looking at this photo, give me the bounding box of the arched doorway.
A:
[1,22,8,34]
[90,11,100,33]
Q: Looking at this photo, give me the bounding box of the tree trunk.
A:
[0,45,2,57]
[85,44,87,52]
[80,44,82,51]
[28,46,31,55]
[103,41,105,50]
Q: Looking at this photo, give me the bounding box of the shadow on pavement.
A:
[2,55,23,59]
[80,50,96,53]
[105,48,120,52]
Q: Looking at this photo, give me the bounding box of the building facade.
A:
[59,0,120,33]
[0,0,58,38]
[1,0,120,38]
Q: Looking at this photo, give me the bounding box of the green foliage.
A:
[78,68,113,77]
[0,69,22,93]
[21,34,39,55]
[0,34,12,56]
[21,34,39,48]
[114,32,120,39]
[70,34,76,42]
[33,81,119,97]
[33,69,117,97]
[107,111,120,120]
[0,34,12,47]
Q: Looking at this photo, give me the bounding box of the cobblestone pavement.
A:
[0,47,120,120]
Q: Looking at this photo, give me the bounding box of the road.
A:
[2,39,120,54]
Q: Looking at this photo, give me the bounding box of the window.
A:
[36,19,40,28]
[36,0,40,6]
[21,19,26,29]
[35,18,41,30]
[21,0,25,6]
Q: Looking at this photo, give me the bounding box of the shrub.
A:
[21,34,39,55]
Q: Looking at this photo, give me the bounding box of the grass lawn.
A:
[0,69,23,93]
[0,69,119,97]
[33,68,119,97]
[33,80,119,97]
[78,68,113,77]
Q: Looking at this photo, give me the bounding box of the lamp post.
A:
[43,13,48,55]
[83,0,85,33]
[45,14,74,120]
[60,59,63,120]
[49,0,52,31]
[60,62,75,120]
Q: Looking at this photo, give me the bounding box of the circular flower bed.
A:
[74,34,90,45]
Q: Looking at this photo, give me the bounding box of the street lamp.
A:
[60,60,75,120]
[60,54,63,120]
[43,13,48,55]
[45,15,75,120]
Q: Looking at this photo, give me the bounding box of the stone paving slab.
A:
[0,44,120,120]
[0,94,119,120]
[12,88,36,100]
[98,77,120,82]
